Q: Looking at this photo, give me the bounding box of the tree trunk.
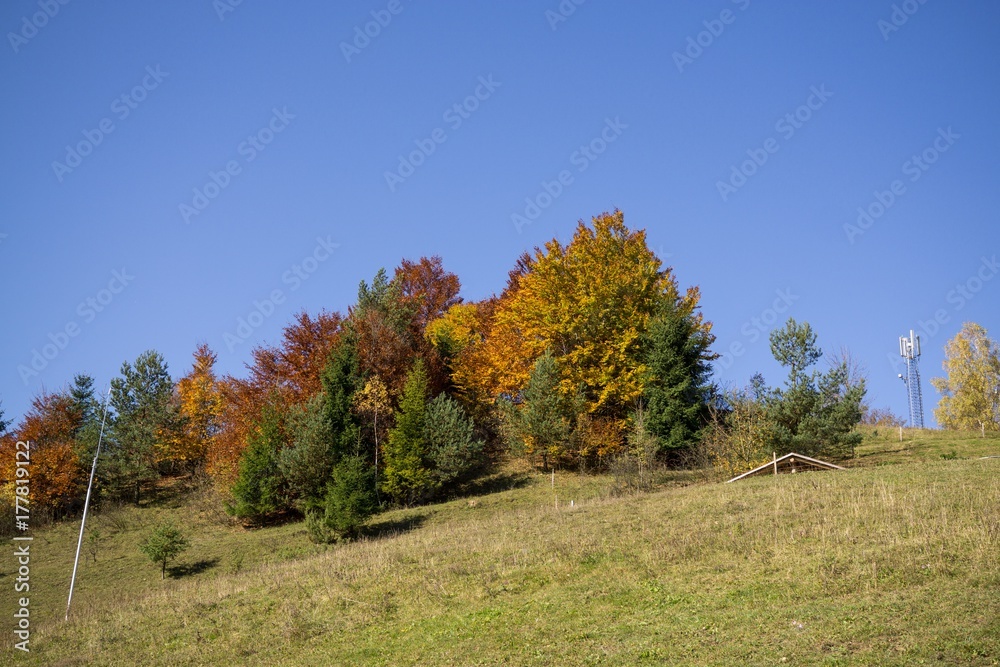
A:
[161,560,166,579]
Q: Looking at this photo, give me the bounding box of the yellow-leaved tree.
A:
[168,343,224,468]
[931,322,1000,436]
[473,210,706,417]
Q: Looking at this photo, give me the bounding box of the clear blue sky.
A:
[2,1,998,427]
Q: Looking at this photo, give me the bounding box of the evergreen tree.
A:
[320,455,377,540]
[279,394,335,510]
[0,400,10,435]
[518,350,571,468]
[321,340,362,462]
[424,393,484,492]
[228,403,287,521]
[642,303,714,454]
[68,374,105,466]
[107,351,178,504]
[382,360,434,504]
[766,319,865,459]
[139,523,189,579]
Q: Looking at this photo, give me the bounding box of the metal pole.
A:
[66,388,110,622]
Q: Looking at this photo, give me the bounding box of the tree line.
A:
[2,210,994,538]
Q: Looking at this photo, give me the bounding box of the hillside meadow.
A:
[2,429,998,666]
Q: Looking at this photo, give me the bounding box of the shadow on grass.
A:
[452,470,532,500]
[361,513,428,541]
[168,557,221,578]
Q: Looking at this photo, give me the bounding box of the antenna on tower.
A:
[897,329,925,428]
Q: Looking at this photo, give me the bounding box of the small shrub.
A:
[139,522,190,579]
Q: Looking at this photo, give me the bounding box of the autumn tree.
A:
[107,350,179,504]
[352,269,416,398]
[169,344,223,469]
[395,256,461,333]
[473,211,708,425]
[0,391,85,519]
[932,322,1000,436]
[425,302,480,367]
[352,375,391,498]
[210,311,343,489]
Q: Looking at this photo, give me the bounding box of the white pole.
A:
[66,388,110,622]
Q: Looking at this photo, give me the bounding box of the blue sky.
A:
[2,0,998,427]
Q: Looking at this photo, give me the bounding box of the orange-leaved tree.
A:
[209,310,344,489]
[165,343,224,469]
[0,391,85,519]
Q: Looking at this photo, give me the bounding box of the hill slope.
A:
[4,435,999,666]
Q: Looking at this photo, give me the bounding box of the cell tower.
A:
[898,330,925,428]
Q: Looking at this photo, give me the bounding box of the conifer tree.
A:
[382,360,434,504]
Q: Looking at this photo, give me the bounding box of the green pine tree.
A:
[278,394,336,511]
[107,351,178,504]
[228,403,287,521]
[519,350,571,468]
[321,339,362,462]
[320,455,377,540]
[139,522,189,579]
[382,360,434,504]
[424,393,484,492]
[642,302,715,454]
[767,319,865,459]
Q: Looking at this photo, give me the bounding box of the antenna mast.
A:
[898,330,925,428]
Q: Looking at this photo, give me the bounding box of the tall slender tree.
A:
[382,360,434,504]
[171,344,223,468]
[107,350,178,504]
[642,301,715,454]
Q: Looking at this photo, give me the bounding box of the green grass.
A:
[3,435,999,666]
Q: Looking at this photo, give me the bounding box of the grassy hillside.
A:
[3,432,998,666]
